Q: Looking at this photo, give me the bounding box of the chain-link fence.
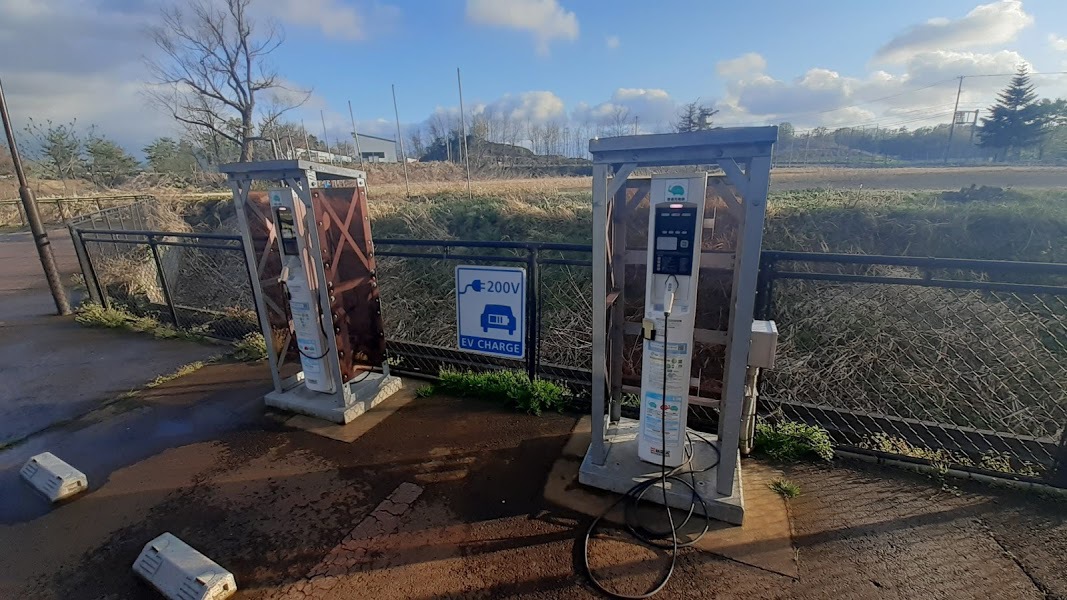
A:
[67,209,1067,487]
[375,239,593,389]
[758,251,1067,487]
[73,227,258,341]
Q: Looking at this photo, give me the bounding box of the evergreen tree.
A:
[86,136,139,187]
[978,66,1045,161]
[673,101,718,132]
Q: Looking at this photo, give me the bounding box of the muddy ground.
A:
[1,364,1064,600]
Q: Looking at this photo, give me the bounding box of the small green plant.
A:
[149,361,206,387]
[75,302,211,343]
[75,302,132,328]
[860,433,1045,479]
[769,478,801,499]
[434,369,572,415]
[231,333,268,361]
[415,384,436,398]
[754,419,834,462]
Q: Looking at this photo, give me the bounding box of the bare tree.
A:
[608,106,631,137]
[147,0,308,162]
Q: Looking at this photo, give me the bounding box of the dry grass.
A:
[368,176,590,203]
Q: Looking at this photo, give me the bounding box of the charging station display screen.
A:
[275,207,299,256]
[651,203,698,275]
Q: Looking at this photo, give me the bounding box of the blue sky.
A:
[3,0,1067,152]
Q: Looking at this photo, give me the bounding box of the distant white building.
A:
[293,133,398,164]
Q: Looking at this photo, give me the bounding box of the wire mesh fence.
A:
[66,210,1067,487]
[759,252,1067,487]
[74,228,257,341]
[375,239,594,390]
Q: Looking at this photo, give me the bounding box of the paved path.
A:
[0,229,215,446]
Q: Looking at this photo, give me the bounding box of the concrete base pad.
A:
[578,418,744,525]
[265,373,402,424]
[551,417,797,578]
[284,383,418,443]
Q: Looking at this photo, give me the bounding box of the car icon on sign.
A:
[481,304,517,336]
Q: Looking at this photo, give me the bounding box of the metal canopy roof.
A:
[218,159,367,181]
[588,126,778,165]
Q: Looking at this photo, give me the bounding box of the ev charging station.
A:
[220,160,401,424]
[579,128,779,525]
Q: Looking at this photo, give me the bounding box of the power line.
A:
[785,78,958,120]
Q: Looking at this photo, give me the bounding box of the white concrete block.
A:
[19,452,88,502]
[133,533,236,600]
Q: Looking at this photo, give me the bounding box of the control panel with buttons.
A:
[652,202,699,275]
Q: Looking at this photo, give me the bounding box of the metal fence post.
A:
[755,253,776,320]
[1053,428,1067,488]
[79,230,109,310]
[526,246,540,380]
[148,233,181,328]
[68,225,100,306]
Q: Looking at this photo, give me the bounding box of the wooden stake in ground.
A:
[0,77,70,315]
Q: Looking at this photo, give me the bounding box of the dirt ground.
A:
[1,361,1064,600]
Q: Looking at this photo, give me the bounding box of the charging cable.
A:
[582,275,720,598]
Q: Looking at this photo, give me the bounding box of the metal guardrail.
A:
[1,194,154,226]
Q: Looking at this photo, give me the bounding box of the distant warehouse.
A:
[295,133,399,164]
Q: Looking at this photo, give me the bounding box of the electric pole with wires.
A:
[0,77,70,315]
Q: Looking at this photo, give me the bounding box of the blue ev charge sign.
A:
[456,265,526,359]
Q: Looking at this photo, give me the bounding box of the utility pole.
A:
[319,110,332,162]
[301,121,311,160]
[0,78,70,315]
[944,75,964,164]
[457,68,473,200]
[392,84,411,197]
[348,100,364,166]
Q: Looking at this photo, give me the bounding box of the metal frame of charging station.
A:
[582,127,777,524]
[220,159,400,424]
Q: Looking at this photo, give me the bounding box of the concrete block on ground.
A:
[132,533,236,600]
[19,452,88,502]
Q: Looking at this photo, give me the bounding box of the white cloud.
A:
[605,35,620,50]
[716,53,767,80]
[257,0,364,41]
[874,0,1033,64]
[255,0,400,41]
[573,88,677,132]
[466,0,578,55]
[1050,34,1067,52]
[485,91,567,122]
[715,48,1047,130]
[0,0,175,153]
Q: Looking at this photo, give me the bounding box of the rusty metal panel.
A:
[243,191,299,367]
[311,183,386,382]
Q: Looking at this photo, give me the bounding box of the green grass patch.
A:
[231,332,268,361]
[75,302,212,342]
[859,433,1045,479]
[754,419,834,462]
[434,369,572,415]
[415,384,436,398]
[769,478,801,499]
